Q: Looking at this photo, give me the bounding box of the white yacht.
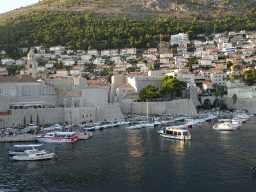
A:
[9,144,44,156]
[213,119,237,131]
[11,144,55,161]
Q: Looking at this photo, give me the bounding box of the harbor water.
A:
[1,117,256,191]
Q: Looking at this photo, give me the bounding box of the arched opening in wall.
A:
[24,117,26,127]
[202,99,211,110]
[30,115,33,124]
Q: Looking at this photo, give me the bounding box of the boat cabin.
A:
[165,128,190,136]
[218,119,232,124]
[45,131,76,138]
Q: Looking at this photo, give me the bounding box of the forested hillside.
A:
[0,0,255,58]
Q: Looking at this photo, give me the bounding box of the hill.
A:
[0,0,255,21]
[0,0,255,58]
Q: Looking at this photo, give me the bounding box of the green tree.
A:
[160,75,187,100]
[213,84,227,100]
[81,73,90,80]
[232,94,237,104]
[139,84,160,101]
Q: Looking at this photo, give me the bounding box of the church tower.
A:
[26,49,38,79]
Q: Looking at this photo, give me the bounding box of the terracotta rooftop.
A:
[0,112,11,116]
[123,94,140,99]
[118,82,133,89]
[0,75,37,83]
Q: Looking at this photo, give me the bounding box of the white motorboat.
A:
[159,126,192,140]
[154,121,162,126]
[78,121,94,128]
[27,123,39,129]
[36,131,78,142]
[127,124,142,129]
[23,123,39,133]
[160,120,169,125]
[140,123,155,128]
[213,123,236,131]
[213,119,237,131]
[9,144,45,156]
[63,124,74,129]
[43,124,63,131]
[11,144,55,161]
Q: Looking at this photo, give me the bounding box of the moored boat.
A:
[11,144,55,161]
[159,126,192,140]
[36,131,78,142]
[9,144,44,156]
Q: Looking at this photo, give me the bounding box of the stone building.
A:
[0,74,124,128]
[26,49,38,79]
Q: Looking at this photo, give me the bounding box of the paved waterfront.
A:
[0,134,36,143]
[1,117,256,191]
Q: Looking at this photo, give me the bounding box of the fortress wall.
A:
[120,99,197,115]
[97,103,124,122]
[166,99,197,115]
[9,96,58,105]
[0,97,9,112]
[0,108,65,128]
[64,107,97,125]
[225,97,256,114]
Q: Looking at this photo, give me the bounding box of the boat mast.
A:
[14,110,27,128]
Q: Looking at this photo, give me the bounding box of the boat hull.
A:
[36,136,78,143]
[12,153,55,161]
[160,134,191,140]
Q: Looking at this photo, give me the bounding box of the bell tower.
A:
[26,49,38,79]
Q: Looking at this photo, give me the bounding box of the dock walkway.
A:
[0,134,36,143]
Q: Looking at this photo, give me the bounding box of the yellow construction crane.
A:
[154,34,171,54]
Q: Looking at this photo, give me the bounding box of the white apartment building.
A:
[81,54,92,61]
[88,49,99,56]
[211,71,227,86]
[93,57,106,65]
[170,33,190,46]
[160,57,170,64]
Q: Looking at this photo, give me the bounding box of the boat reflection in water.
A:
[125,129,145,186]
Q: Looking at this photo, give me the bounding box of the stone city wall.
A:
[120,99,197,115]
[0,97,9,112]
[0,108,65,128]
[97,103,124,122]
[225,97,256,115]
[64,107,97,125]
[9,96,58,106]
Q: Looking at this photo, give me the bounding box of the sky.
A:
[0,0,40,14]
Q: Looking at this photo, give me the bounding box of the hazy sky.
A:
[0,0,40,14]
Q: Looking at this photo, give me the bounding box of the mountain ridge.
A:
[1,0,255,21]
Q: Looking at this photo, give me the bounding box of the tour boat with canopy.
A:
[158,126,192,140]
[36,131,78,143]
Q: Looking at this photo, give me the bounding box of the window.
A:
[11,88,16,96]
[0,89,3,95]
